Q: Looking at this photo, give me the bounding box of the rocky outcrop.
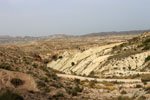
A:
[0,69,38,91]
[96,51,150,77]
[47,42,150,77]
[47,43,120,76]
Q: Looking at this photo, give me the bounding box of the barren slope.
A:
[48,32,150,78]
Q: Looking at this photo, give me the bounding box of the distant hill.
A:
[81,30,150,37]
[0,34,75,43]
[0,30,150,43]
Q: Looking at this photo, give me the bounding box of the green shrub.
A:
[137,96,146,100]
[141,74,150,84]
[71,62,75,66]
[145,56,150,62]
[0,63,12,71]
[136,84,143,88]
[58,56,63,59]
[40,76,49,82]
[143,39,150,45]
[32,63,38,68]
[74,79,80,84]
[88,71,95,77]
[120,90,127,94]
[117,96,131,100]
[142,46,150,50]
[66,85,83,96]
[0,90,24,100]
[89,80,97,88]
[112,46,117,50]
[10,78,24,88]
[46,72,57,80]
[52,55,57,61]
[37,81,46,87]
[43,59,49,64]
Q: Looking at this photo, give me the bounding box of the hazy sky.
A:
[0,0,150,36]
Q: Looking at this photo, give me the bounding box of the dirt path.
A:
[57,74,141,83]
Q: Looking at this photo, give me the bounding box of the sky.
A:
[0,0,150,36]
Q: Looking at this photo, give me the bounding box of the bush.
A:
[137,96,146,100]
[32,63,38,68]
[74,79,80,84]
[10,78,24,88]
[143,39,150,45]
[71,62,75,66]
[136,84,143,88]
[52,55,57,61]
[120,90,127,94]
[0,63,12,71]
[66,85,83,96]
[88,71,95,77]
[43,59,49,64]
[142,46,150,50]
[40,76,49,82]
[117,96,131,100]
[89,80,97,88]
[145,56,150,62]
[112,46,117,50]
[0,90,24,100]
[37,81,46,87]
[141,74,150,84]
[58,56,63,59]
[46,72,57,80]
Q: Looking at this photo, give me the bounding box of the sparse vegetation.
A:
[141,74,150,84]
[0,63,12,71]
[37,80,46,87]
[1,33,150,100]
[89,80,97,88]
[116,95,132,100]
[120,90,127,94]
[137,95,146,100]
[143,38,150,45]
[142,46,150,50]
[145,56,150,62]
[0,89,24,100]
[66,85,83,96]
[136,84,143,88]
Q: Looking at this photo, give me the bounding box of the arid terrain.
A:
[1,31,150,100]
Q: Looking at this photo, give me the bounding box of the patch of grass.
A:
[0,63,13,71]
[0,89,24,100]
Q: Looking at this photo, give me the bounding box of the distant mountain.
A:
[81,30,150,37]
[0,34,75,43]
[0,30,150,43]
